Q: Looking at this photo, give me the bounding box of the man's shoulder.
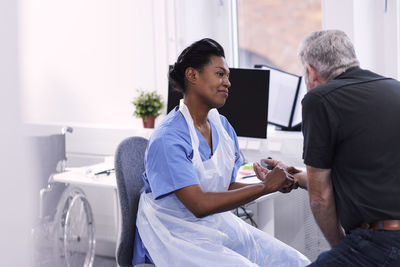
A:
[310,67,389,98]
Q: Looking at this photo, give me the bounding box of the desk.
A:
[53,163,117,188]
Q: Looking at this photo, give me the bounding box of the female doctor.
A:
[134,38,310,266]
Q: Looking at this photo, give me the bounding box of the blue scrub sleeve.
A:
[145,128,200,199]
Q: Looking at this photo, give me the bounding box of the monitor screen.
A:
[291,76,307,127]
[167,68,270,139]
[255,65,305,129]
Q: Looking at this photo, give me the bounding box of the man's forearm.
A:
[310,193,345,248]
[307,166,345,248]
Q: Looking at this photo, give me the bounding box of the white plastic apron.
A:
[137,99,310,267]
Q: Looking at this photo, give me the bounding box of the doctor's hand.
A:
[254,162,294,194]
[278,164,302,193]
[280,164,307,190]
[262,158,290,170]
[258,158,307,192]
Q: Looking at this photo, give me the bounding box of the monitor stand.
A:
[275,124,301,132]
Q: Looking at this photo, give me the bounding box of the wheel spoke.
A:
[52,187,95,267]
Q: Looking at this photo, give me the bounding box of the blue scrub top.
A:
[143,105,242,199]
[133,106,242,265]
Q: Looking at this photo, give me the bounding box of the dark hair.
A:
[169,38,225,94]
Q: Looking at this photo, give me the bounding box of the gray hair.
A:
[298,30,359,81]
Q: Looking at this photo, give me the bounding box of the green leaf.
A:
[131,90,165,118]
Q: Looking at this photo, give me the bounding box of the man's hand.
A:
[254,162,294,193]
[259,158,308,192]
[253,158,289,182]
[284,165,308,190]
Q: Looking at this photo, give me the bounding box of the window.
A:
[236,0,322,75]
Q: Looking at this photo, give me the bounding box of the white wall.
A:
[20,0,170,128]
[322,0,400,79]
[382,0,400,79]
[0,0,34,265]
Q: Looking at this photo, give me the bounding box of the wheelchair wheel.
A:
[53,186,95,267]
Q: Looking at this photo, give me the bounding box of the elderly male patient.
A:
[254,29,400,266]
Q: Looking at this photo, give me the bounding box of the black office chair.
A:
[114,136,155,267]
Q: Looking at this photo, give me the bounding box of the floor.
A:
[34,253,117,267]
[94,256,117,267]
[33,228,117,267]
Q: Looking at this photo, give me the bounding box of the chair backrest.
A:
[114,136,149,267]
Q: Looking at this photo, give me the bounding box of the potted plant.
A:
[132,90,164,128]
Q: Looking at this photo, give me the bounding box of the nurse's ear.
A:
[185,67,198,86]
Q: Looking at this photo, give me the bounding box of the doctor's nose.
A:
[223,77,231,88]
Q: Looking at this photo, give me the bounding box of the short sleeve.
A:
[144,128,200,199]
[302,93,339,169]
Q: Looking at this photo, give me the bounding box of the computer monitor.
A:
[167,68,270,139]
[255,64,307,131]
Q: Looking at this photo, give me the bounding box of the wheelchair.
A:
[31,127,96,267]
